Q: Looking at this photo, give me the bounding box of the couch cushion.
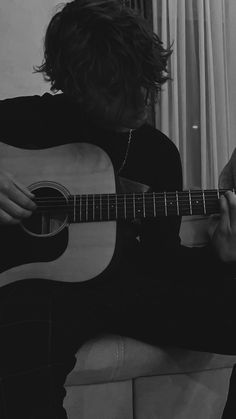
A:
[65,335,236,386]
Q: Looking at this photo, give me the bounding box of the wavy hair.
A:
[34,0,172,110]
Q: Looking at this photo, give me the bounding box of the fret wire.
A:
[143,193,146,217]
[188,190,193,215]
[73,195,76,222]
[82,195,85,222]
[100,194,102,220]
[202,190,206,214]
[164,192,167,216]
[92,194,95,221]
[80,195,83,222]
[176,191,180,215]
[133,193,135,219]
[94,195,98,221]
[115,194,118,220]
[153,192,156,217]
[124,194,127,219]
[107,194,110,221]
[86,195,88,221]
[79,195,82,222]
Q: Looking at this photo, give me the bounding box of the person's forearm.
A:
[0,94,88,149]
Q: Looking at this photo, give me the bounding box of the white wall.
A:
[0,0,63,99]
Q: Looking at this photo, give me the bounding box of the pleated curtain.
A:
[153,0,231,189]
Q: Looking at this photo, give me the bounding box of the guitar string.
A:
[31,188,230,199]
[31,197,223,206]
[31,202,221,210]
[30,199,226,208]
[28,189,231,211]
[31,189,231,203]
[32,206,220,211]
[32,195,227,203]
[31,198,220,203]
[31,202,220,212]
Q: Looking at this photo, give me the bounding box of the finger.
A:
[13,179,35,199]
[0,208,21,225]
[218,195,230,232]
[4,172,35,199]
[0,173,36,211]
[208,214,220,238]
[0,192,34,219]
[224,191,236,231]
[5,184,36,211]
[209,214,220,222]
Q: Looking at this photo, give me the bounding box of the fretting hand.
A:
[209,191,236,262]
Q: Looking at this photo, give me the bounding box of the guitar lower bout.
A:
[0,142,117,287]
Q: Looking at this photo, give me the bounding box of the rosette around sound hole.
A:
[22,185,68,236]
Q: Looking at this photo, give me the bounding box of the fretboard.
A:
[36,189,234,223]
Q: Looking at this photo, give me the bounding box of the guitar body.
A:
[0,142,116,287]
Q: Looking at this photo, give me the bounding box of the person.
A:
[0,0,236,417]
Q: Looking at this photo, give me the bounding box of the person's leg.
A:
[0,275,112,419]
[1,269,235,418]
[102,272,236,419]
[51,269,236,419]
[221,365,236,418]
[107,273,236,354]
[0,279,80,419]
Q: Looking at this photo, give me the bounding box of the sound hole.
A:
[22,186,68,236]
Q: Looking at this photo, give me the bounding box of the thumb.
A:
[208,214,220,238]
[218,195,229,232]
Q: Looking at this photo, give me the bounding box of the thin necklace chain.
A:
[117,129,133,174]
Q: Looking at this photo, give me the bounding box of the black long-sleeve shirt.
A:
[0,92,232,282]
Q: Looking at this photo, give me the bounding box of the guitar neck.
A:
[49,188,233,223]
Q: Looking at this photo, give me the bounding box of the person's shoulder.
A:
[0,92,69,109]
[219,147,236,188]
[135,124,182,189]
[0,92,53,116]
[0,92,47,106]
[230,147,236,162]
[0,92,83,125]
[137,123,180,157]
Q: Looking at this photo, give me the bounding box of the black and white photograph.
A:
[0,1,236,418]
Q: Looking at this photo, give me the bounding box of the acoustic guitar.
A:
[0,141,229,287]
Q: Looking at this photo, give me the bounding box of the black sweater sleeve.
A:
[0,93,93,148]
